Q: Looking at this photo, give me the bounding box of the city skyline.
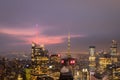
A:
[0,0,120,55]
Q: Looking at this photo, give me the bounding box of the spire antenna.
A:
[35,24,39,44]
[67,32,71,57]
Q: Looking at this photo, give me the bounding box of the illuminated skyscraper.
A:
[31,42,48,65]
[89,46,96,72]
[110,40,117,55]
[31,42,49,78]
[110,40,118,63]
[67,32,71,57]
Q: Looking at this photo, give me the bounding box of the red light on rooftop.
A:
[61,60,64,64]
[70,60,75,64]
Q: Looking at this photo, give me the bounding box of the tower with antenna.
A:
[67,32,71,57]
[61,32,76,66]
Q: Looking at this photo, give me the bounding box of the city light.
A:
[61,60,64,64]
[70,60,75,64]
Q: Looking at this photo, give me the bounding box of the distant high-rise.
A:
[67,32,71,57]
[31,42,49,65]
[89,46,96,72]
[31,42,50,77]
[110,40,118,63]
[89,46,96,56]
[110,40,117,55]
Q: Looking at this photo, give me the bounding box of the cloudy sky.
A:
[0,0,120,55]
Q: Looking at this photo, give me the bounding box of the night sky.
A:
[0,0,120,56]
